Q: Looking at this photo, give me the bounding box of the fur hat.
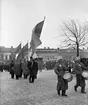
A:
[75,56,80,61]
[57,56,63,61]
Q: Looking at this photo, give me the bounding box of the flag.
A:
[17,43,28,61]
[30,20,44,56]
[10,43,21,61]
[15,43,21,53]
[14,43,21,59]
[23,43,28,52]
[10,52,15,60]
[22,42,28,57]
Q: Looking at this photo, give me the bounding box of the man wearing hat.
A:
[54,56,69,96]
[73,56,87,93]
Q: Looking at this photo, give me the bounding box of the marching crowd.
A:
[0,56,88,97]
[9,57,38,83]
[54,56,88,97]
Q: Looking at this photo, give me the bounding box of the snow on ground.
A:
[0,70,88,105]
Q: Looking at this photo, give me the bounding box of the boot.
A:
[57,90,60,96]
[74,86,77,92]
[31,77,34,83]
[81,87,86,94]
[16,75,19,80]
[62,90,68,97]
[29,76,32,83]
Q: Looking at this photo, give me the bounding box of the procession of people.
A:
[1,55,88,97]
[8,55,88,96]
[8,56,39,83]
[54,56,88,97]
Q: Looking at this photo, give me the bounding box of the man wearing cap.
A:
[73,57,87,93]
[54,56,69,96]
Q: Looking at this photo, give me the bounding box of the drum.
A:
[82,71,88,80]
[63,71,73,82]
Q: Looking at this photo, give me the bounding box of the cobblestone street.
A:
[0,70,88,105]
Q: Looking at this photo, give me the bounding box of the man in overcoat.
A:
[34,58,39,79]
[73,57,87,93]
[22,59,29,79]
[9,60,15,79]
[54,56,69,96]
[14,60,22,80]
[27,57,32,82]
[28,57,38,83]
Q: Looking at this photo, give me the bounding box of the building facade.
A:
[36,48,58,62]
[0,46,88,63]
[0,46,16,63]
[57,48,88,61]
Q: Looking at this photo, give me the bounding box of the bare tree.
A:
[61,19,88,57]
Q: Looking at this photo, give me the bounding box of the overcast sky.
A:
[1,0,88,48]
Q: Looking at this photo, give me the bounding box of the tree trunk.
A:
[77,43,79,57]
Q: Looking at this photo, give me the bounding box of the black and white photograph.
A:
[0,0,88,105]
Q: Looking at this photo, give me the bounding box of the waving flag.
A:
[14,43,21,59]
[22,42,28,57]
[10,43,21,60]
[17,43,28,61]
[15,43,21,53]
[30,19,45,56]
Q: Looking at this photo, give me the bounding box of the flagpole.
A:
[44,16,46,21]
[27,40,29,61]
[20,41,22,48]
[21,46,23,61]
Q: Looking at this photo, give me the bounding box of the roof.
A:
[57,48,88,52]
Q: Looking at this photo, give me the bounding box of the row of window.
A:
[0,54,11,61]
[41,56,57,61]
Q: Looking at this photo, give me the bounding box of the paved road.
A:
[0,70,88,105]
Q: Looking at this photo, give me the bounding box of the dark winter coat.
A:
[73,62,86,87]
[54,59,68,90]
[22,62,29,76]
[9,62,14,74]
[0,63,3,72]
[30,61,38,77]
[14,62,22,76]
[27,61,32,70]
[73,62,86,75]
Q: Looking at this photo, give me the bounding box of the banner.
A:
[30,20,45,56]
[17,43,28,61]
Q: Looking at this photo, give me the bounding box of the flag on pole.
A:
[15,43,21,53]
[17,43,28,61]
[30,20,45,56]
[22,42,28,57]
[10,52,15,60]
[14,43,21,59]
[10,43,21,61]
